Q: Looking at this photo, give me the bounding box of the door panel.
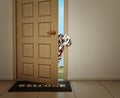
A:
[17,0,58,85]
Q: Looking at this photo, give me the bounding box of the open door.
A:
[16,0,58,85]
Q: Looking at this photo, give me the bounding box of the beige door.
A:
[16,0,58,85]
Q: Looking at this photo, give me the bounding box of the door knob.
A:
[47,31,56,35]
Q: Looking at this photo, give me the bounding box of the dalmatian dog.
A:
[58,34,71,61]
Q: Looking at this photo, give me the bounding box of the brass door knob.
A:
[47,31,56,35]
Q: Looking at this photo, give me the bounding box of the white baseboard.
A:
[68,74,120,80]
[1,73,120,80]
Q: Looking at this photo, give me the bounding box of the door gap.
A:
[58,0,64,80]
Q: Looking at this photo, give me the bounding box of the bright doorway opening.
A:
[58,0,64,79]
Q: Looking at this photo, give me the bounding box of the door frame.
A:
[64,0,68,80]
[13,0,68,80]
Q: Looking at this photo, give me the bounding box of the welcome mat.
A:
[8,81,72,92]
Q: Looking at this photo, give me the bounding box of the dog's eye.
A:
[62,39,65,42]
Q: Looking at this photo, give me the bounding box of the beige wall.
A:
[0,0,13,80]
[68,0,120,80]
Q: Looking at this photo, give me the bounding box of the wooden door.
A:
[16,0,58,85]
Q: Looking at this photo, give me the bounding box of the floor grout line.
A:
[0,81,15,96]
[70,81,77,98]
[98,81,115,98]
[37,92,40,98]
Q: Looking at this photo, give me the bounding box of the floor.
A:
[0,80,120,98]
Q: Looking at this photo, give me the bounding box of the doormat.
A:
[8,81,72,92]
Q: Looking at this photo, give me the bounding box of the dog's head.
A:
[58,34,72,47]
[62,34,72,47]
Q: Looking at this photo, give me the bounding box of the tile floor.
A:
[0,80,120,98]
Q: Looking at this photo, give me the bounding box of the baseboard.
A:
[68,74,120,80]
[1,74,120,80]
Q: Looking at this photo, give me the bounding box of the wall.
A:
[0,0,13,80]
[0,0,120,80]
[68,0,120,80]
